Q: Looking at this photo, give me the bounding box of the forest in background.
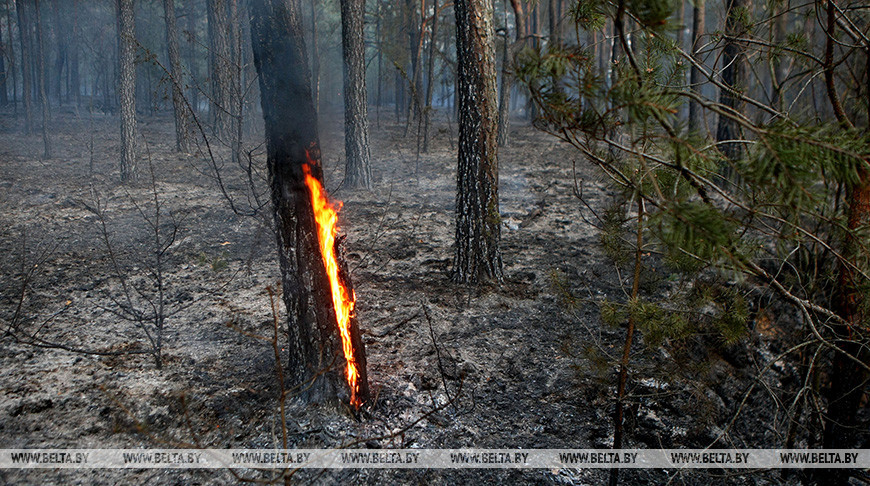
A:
[0,0,868,484]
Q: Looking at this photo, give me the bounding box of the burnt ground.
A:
[0,108,832,485]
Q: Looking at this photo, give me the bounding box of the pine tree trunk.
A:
[308,0,320,111]
[688,0,704,133]
[163,0,190,152]
[249,0,369,406]
[206,0,231,138]
[422,0,439,153]
[118,0,137,183]
[50,0,65,105]
[715,0,748,161]
[340,0,372,189]
[16,0,34,133]
[453,0,503,284]
[497,0,524,148]
[0,12,7,107]
[34,0,49,158]
[70,2,80,109]
[6,0,17,113]
[229,0,242,165]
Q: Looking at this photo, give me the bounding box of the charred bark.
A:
[118,0,137,182]
[163,0,191,152]
[249,0,369,407]
[340,0,372,189]
[453,0,503,284]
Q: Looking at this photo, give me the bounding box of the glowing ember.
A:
[302,162,363,407]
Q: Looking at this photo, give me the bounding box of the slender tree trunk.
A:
[6,0,17,113]
[0,10,7,107]
[249,0,369,407]
[818,4,870,484]
[309,0,320,111]
[771,3,787,111]
[34,0,49,157]
[50,0,65,106]
[340,0,372,188]
[228,0,242,164]
[207,0,231,137]
[453,0,503,284]
[118,0,137,183]
[688,0,704,133]
[497,0,525,147]
[715,0,748,161]
[184,2,198,116]
[375,1,382,129]
[16,0,34,133]
[422,0,439,152]
[70,0,80,109]
[163,0,190,152]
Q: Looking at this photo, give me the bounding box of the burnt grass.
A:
[0,109,817,485]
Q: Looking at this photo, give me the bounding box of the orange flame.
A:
[302,163,362,407]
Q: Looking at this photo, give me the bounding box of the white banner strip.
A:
[0,449,868,469]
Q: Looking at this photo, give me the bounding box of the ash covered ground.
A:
[0,110,820,485]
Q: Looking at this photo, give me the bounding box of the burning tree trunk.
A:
[249,0,369,408]
[163,0,190,152]
[118,0,137,183]
[453,0,504,284]
[339,0,372,189]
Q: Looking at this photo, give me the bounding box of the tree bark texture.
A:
[497,0,524,148]
[163,0,191,152]
[34,0,49,158]
[715,0,748,161]
[0,9,7,107]
[118,0,137,182]
[207,0,232,138]
[16,0,34,133]
[249,0,369,406]
[453,0,504,284]
[340,0,372,189]
[422,0,439,153]
[688,0,704,133]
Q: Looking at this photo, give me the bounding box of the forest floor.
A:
[0,108,831,485]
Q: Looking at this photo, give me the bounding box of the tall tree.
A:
[206,0,231,137]
[249,0,370,406]
[687,0,704,133]
[497,0,524,147]
[422,0,439,153]
[49,0,65,105]
[34,0,49,157]
[453,0,503,283]
[339,0,372,188]
[118,0,137,182]
[715,0,748,161]
[0,8,7,107]
[16,0,33,133]
[163,0,190,152]
[819,3,870,483]
[6,0,17,113]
